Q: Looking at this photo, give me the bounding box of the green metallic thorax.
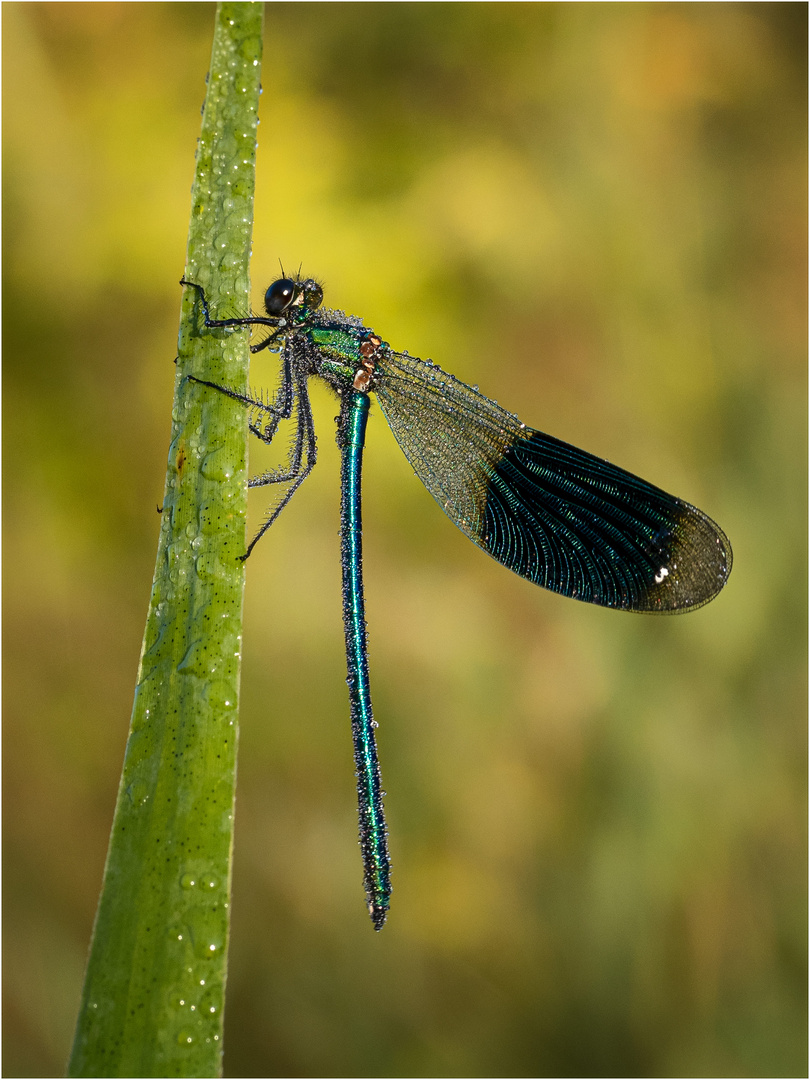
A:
[289,312,389,391]
[308,326,361,384]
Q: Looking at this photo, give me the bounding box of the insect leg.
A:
[187,338,317,559]
[243,368,318,560]
[181,278,277,334]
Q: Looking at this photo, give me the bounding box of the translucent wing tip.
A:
[643,501,732,613]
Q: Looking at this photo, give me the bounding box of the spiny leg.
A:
[187,346,294,445]
[243,369,317,559]
[182,276,285,384]
[248,350,294,444]
[181,277,279,338]
[187,348,317,560]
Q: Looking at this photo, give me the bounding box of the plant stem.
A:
[68,4,263,1076]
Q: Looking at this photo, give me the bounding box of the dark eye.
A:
[302,280,323,310]
[264,278,296,316]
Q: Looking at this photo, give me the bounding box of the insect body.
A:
[181,275,732,928]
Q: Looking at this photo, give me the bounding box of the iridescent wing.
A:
[374,350,731,612]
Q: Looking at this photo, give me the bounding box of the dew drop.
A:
[126,780,151,808]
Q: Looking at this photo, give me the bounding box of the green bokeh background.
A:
[3,3,805,1077]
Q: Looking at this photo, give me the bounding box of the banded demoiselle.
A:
[181,274,732,930]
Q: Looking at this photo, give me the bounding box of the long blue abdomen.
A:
[338,389,391,929]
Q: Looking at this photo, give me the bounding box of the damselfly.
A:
[181,274,732,929]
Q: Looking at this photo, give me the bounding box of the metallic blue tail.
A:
[339,390,391,929]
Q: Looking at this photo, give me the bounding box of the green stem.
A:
[68,5,263,1076]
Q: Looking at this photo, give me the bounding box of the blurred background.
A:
[3,3,806,1076]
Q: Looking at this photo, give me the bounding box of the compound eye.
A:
[264,278,296,316]
[302,280,323,310]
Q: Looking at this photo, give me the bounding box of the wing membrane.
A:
[374,350,731,612]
